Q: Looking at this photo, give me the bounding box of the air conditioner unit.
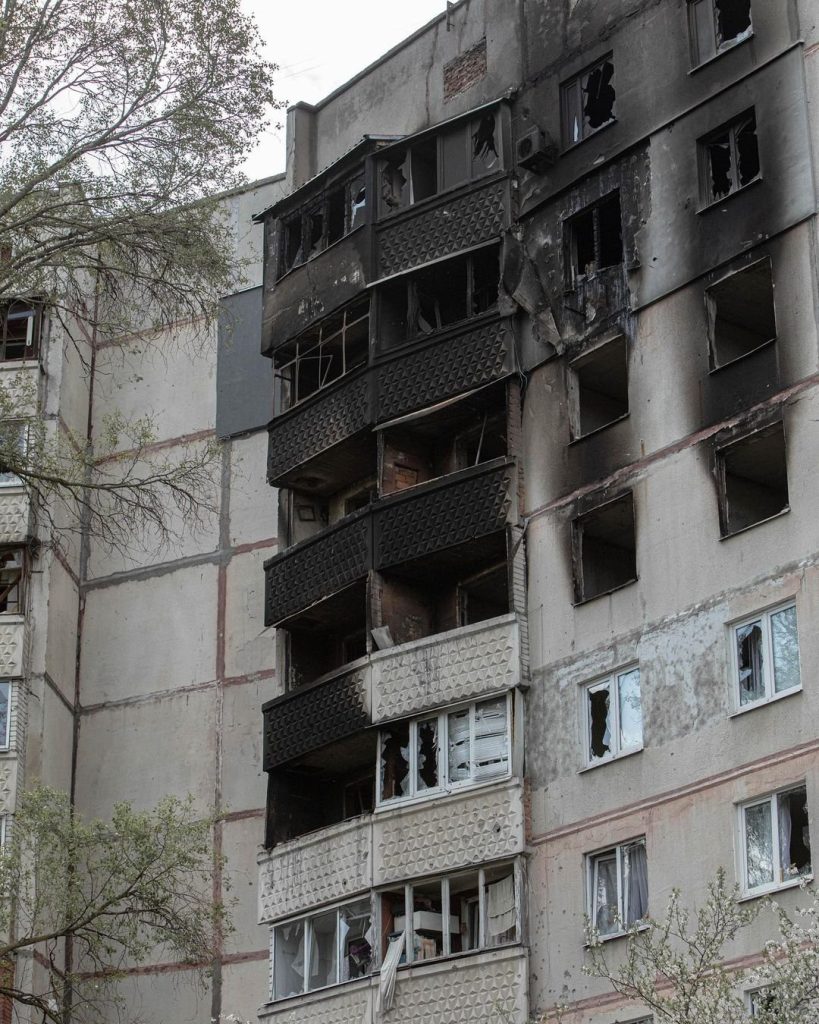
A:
[516,127,557,173]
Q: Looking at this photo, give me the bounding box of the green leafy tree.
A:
[0,785,228,1023]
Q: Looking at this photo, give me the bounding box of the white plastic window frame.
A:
[729,601,801,713]
[738,784,812,898]
[269,895,375,1002]
[377,858,521,968]
[375,692,512,809]
[582,665,643,768]
[587,837,648,940]
[0,680,9,750]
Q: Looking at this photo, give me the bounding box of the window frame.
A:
[698,108,761,209]
[705,256,776,372]
[0,421,28,488]
[728,600,801,714]
[0,547,25,616]
[582,665,643,769]
[560,53,616,150]
[564,192,623,288]
[715,421,789,539]
[738,784,812,897]
[0,681,10,750]
[586,837,649,940]
[567,332,629,441]
[688,0,754,68]
[375,693,512,809]
[0,300,41,362]
[572,491,638,605]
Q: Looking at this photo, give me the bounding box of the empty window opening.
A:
[274,296,369,412]
[700,110,759,204]
[0,550,23,615]
[689,1,752,65]
[741,785,811,894]
[283,581,368,690]
[410,137,438,203]
[458,562,508,626]
[567,194,622,284]
[327,187,346,245]
[573,492,637,603]
[733,602,800,709]
[588,838,648,938]
[717,423,788,536]
[569,335,629,438]
[584,667,642,766]
[707,259,776,369]
[472,113,500,175]
[0,301,39,361]
[561,56,615,148]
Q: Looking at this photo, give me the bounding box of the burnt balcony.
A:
[264,457,516,627]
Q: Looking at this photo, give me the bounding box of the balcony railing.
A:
[264,458,515,626]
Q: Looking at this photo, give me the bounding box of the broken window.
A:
[0,681,9,750]
[377,695,510,806]
[0,549,24,615]
[561,55,615,148]
[573,492,637,604]
[0,301,39,361]
[748,989,777,1018]
[0,422,27,487]
[566,193,622,284]
[688,0,752,66]
[706,258,776,370]
[274,296,369,412]
[588,838,648,938]
[741,785,811,895]
[700,110,760,205]
[584,666,642,766]
[378,245,499,347]
[717,422,789,537]
[270,898,374,1000]
[458,562,509,626]
[568,334,629,439]
[732,602,800,709]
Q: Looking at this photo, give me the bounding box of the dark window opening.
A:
[284,581,368,690]
[378,247,499,348]
[472,113,500,176]
[707,259,776,369]
[567,194,622,284]
[307,206,324,258]
[458,562,508,626]
[327,187,346,245]
[573,492,637,603]
[718,423,789,536]
[380,721,410,801]
[561,56,615,148]
[781,786,812,879]
[1,301,39,361]
[689,0,752,65]
[411,138,438,203]
[569,335,629,439]
[716,0,752,47]
[700,111,759,204]
[0,549,24,614]
[589,687,611,759]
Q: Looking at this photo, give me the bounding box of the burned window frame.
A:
[698,109,761,208]
[587,837,649,939]
[564,192,623,288]
[276,168,368,279]
[560,53,616,150]
[706,257,776,371]
[582,665,643,768]
[730,601,800,712]
[376,693,512,808]
[0,680,9,750]
[738,784,812,896]
[0,300,41,362]
[377,107,504,218]
[715,421,789,538]
[572,491,638,605]
[0,548,25,615]
[568,333,629,440]
[688,0,753,67]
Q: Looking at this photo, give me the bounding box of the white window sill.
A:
[729,685,802,719]
[578,745,643,774]
[719,506,790,540]
[738,874,813,903]
[586,921,649,946]
[687,31,754,75]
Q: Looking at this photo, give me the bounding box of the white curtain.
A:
[377,932,405,1015]
[487,874,516,937]
[778,795,793,878]
[626,842,649,924]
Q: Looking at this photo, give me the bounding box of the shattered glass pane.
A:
[349,174,366,230]
[416,717,439,791]
[618,669,642,751]
[473,697,508,780]
[592,851,619,935]
[273,919,305,999]
[447,708,471,783]
[736,621,764,705]
[380,722,410,801]
[472,112,500,175]
[736,114,759,185]
[707,134,732,198]
[583,60,615,131]
[715,0,752,47]
[341,900,373,982]
[588,686,611,759]
[771,606,800,694]
[307,910,338,991]
[745,801,774,889]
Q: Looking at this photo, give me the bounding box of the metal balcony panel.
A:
[264,512,371,626]
[371,614,519,724]
[375,175,510,278]
[375,317,513,423]
[262,662,369,770]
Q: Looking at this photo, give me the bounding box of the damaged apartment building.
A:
[250,0,819,1021]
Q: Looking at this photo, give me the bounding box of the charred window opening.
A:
[717,422,789,536]
[276,167,368,278]
[378,246,499,347]
[1,300,39,361]
[283,581,368,690]
[567,193,622,284]
[0,549,24,614]
[569,334,628,439]
[378,109,503,215]
[274,296,369,412]
[458,562,508,625]
[573,492,637,603]
[561,56,615,148]
[707,259,776,370]
[700,110,759,204]
[689,1,752,65]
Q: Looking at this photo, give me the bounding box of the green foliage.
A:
[0,784,227,1023]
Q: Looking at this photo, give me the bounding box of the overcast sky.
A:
[238,1,448,181]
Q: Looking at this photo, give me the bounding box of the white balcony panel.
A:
[0,491,29,545]
[0,620,24,676]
